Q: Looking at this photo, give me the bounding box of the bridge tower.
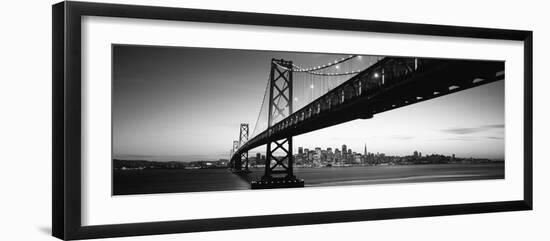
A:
[238,123,250,172]
[231,140,239,169]
[252,59,304,189]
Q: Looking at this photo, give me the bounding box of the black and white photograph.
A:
[0,0,541,240]
[112,45,505,195]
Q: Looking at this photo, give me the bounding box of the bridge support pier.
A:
[252,58,304,189]
[252,136,304,189]
[238,123,250,173]
[230,140,241,171]
[231,124,251,174]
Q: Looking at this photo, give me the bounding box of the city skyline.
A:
[115,141,503,162]
[292,143,500,160]
[113,141,501,171]
[112,45,504,162]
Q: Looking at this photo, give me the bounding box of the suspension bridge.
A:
[228,54,504,189]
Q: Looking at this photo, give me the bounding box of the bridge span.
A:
[230,56,504,189]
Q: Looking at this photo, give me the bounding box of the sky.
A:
[112,45,504,161]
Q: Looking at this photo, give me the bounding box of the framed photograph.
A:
[52,1,533,240]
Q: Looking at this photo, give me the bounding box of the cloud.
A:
[387,135,415,140]
[443,127,486,134]
[442,124,504,135]
[442,136,504,142]
[442,137,478,141]
[482,124,505,129]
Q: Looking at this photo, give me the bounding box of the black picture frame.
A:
[52,1,533,240]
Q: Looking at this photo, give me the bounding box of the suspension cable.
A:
[306,70,362,76]
[251,76,270,138]
[274,55,358,73]
[292,55,357,72]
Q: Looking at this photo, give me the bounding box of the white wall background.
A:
[0,0,547,240]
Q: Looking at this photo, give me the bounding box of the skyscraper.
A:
[314,147,322,165]
[364,143,367,156]
[342,144,347,159]
[326,148,334,163]
[334,148,341,164]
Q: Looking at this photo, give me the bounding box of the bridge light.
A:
[310,84,314,89]
[294,97,299,101]
[374,72,380,78]
[472,78,484,84]
[335,65,340,69]
[357,56,362,60]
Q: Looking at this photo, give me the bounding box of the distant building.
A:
[326,148,334,163]
[354,154,362,164]
[307,150,314,163]
[334,148,341,165]
[342,144,347,159]
[314,147,322,165]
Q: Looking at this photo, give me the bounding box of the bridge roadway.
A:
[233,57,504,158]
